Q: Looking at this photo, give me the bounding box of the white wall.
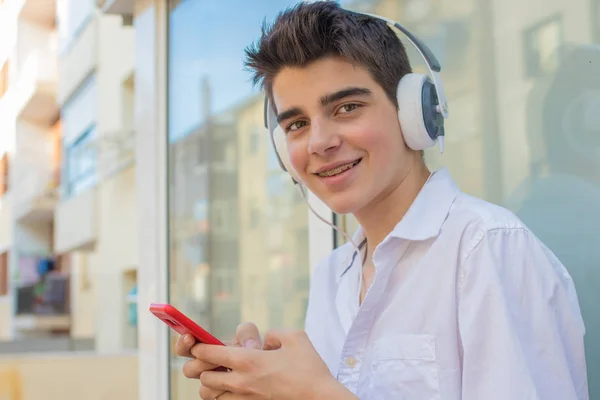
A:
[88,165,138,354]
[16,19,56,74]
[54,187,97,253]
[13,223,52,257]
[61,74,97,145]
[56,0,96,52]
[0,1,20,66]
[57,15,98,105]
[97,15,135,137]
[12,121,54,203]
[0,195,13,252]
[134,2,170,399]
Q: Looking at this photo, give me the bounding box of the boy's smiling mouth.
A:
[315,158,362,178]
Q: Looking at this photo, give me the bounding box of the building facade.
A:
[0,0,138,370]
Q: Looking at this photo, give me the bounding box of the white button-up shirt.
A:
[305,168,589,400]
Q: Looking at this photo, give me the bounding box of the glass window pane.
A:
[336,0,600,395]
[167,1,311,398]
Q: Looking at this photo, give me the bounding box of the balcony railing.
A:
[15,272,69,316]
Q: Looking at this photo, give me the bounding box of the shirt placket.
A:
[336,239,410,394]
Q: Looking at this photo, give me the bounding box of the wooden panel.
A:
[0,251,8,296]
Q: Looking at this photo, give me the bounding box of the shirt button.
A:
[345,356,357,368]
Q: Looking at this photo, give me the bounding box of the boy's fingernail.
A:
[184,335,194,346]
[244,339,259,349]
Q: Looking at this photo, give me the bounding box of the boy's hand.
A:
[192,329,355,400]
[176,322,262,399]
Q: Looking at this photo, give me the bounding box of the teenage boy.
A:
[175,2,588,399]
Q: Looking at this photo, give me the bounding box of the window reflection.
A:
[167,0,599,397]
[167,1,310,398]
[336,0,599,395]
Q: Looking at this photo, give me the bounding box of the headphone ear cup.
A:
[397,73,443,151]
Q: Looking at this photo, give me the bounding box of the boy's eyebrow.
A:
[276,87,372,124]
[277,107,303,125]
[320,87,372,107]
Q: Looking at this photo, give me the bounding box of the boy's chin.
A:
[323,197,363,216]
[303,184,365,216]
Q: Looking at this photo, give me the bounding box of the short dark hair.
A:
[244,1,412,109]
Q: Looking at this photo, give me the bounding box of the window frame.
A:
[64,124,97,197]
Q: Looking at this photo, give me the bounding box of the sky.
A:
[167,0,300,141]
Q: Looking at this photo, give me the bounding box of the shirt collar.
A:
[390,167,460,241]
[338,167,459,278]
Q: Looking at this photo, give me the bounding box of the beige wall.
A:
[0,298,11,340]
[54,187,97,253]
[69,252,95,339]
[0,353,138,400]
[0,195,13,251]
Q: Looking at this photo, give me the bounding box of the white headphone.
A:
[264,10,449,184]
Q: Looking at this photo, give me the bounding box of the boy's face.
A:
[272,56,416,215]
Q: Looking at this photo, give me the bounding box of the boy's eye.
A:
[287,120,308,132]
[338,103,360,114]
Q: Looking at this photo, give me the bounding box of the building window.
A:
[56,0,95,52]
[66,125,97,196]
[61,74,97,196]
[523,14,563,78]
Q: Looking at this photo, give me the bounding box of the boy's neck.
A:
[355,158,431,261]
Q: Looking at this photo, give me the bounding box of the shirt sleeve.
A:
[458,227,589,400]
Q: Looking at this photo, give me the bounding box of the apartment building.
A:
[0,0,62,343]
[0,0,138,355]
[54,0,137,354]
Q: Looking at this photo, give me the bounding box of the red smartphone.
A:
[149,303,225,346]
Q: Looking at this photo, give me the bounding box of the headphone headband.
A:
[351,11,449,119]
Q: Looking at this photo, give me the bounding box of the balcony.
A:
[14,272,71,333]
[58,15,98,105]
[16,0,56,28]
[14,48,59,127]
[54,187,97,253]
[96,0,133,16]
[13,169,59,223]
